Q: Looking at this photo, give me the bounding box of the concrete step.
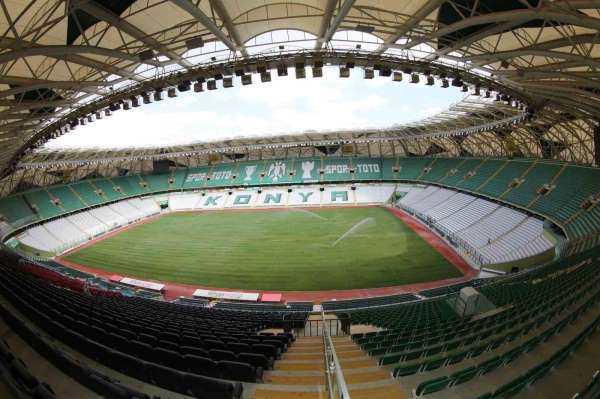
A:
[275,361,325,372]
[252,388,326,399]
[284,352,324,361]
[349,384,406,399]
[264,373,326,386]
[287,345,324,353]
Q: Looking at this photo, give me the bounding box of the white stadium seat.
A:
[399,186,554,265]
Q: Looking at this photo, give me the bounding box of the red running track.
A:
[56,206,478,303]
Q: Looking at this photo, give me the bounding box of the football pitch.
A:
[63,207,462,291]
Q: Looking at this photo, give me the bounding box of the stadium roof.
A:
[1,0,600,188]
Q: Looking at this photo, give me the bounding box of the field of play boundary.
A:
[57,205,474,302]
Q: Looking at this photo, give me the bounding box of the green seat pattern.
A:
[455,159,506,192]
[92,179,125,201]
[503,162,561,207]
[479,160,532,198]
[0,195,37,226]
[47,186,86,213]
[24,190,61,219]
[206,165,234,187]
[143,174,171,192]
[70,182,103,206]
[110,176,145,197]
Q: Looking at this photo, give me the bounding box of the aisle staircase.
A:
[250,335,406,399]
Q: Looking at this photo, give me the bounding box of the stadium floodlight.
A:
[193,81,204,92]
[392,71,403,82]
[207,80,217,90]
[277,64,288,77]
[261,71,272,83]
[167,87,178,98]
[441,78,449,88]
[379,68,392,77]
[178,80,191,92]
[223,77,233,88]
[153,89,164,101]
[339,67,350,78]
[241,74,252,85]
[364,69,374,79]
[185,36,204,50]
[257,64,268,74]
[138,49,154,62]
[355,24,375,33]
[426,75,434,86]
[410,73,420,84]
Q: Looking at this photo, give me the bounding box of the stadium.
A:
[0,1,599,399]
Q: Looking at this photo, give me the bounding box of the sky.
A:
[46,66,467,150]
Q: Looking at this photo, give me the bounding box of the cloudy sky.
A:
[47,66,466,149]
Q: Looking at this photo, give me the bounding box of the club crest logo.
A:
[244,165,257,181]
[267,161,286,182]
[301,161,315,179]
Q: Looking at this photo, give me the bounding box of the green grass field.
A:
[64,207,462,291]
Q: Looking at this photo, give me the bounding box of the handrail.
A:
[322,312,351,399]
[323,331,335,399]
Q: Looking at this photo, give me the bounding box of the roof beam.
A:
[465,49,600,69]
[208,0,248,57]
[400,9,600,50]
[374,0,445,54]
[0,99,72,108]
[0,80,113,99]
[0,44,163,67]
[315,0,356,50]
[314,0,337,50]
[72,0,193,69]
[171,0,241,55]
[0,37,144,82]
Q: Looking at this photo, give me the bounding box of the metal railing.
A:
[322,312,351,399]
[300,317,345,337]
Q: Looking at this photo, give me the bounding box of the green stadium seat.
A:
[393,364,420,377]
[450,366,478,386]
[0,195,37,226]
[24,190,62,219]
[47,186,86,212]
[414,376,451,396]
[91,179,125,201]
[70,182,103,206]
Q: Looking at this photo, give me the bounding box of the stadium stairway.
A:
[249,336,406,399]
